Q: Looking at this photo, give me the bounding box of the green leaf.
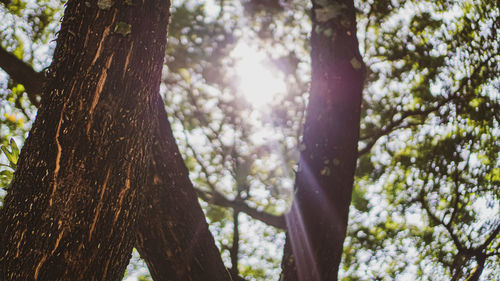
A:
[9,139,19,161]
[178,68,191,84]
[0,170,13,185]
[1,139,20,169]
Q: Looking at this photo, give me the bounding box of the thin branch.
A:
[447,152,470,227]
[358,95,455,156]
[418,187,465,252]
[196,189,286,230]
[175,108,287,229]
[477,224,500,253]
[359,54,495,156]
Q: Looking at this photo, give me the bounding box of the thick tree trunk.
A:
[135,94,233,281]
[0,27,235,281]
[0,0,170,280]
[280,0,365,280]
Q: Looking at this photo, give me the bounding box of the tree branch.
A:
[176,113,287,230]
[197,189,286,230]
[358,54,495,156]
[464,255,486,281]
[358,95,455,156]
[0,45,43,107]
[418,187,465,252]
[477,224,500,253]
[230,208,240,275]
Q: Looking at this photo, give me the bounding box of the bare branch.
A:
[197,189,286,230]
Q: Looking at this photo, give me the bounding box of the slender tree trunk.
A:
[280,0,365,280]
[230,209,240,275]
[0,0,170,280]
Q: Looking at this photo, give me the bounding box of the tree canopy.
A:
[0,0,498,280]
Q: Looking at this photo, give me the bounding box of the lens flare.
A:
[233,44,286,107]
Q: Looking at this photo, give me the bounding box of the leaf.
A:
[178,68,191,84]
[1,138,19,169]
[9,138,19,161]
[0,170,13,182]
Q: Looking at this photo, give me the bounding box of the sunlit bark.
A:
[0,0,170,279]
[0,1,235,280]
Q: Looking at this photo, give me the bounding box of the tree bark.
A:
[0,29,236,281]
[280,0,365,280]
[135,95,233,281]
[0,0,170,280]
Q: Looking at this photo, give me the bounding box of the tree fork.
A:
[0,3,235,281]
[0,37,238,281]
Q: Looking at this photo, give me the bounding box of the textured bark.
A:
[135,94,232,281]
[0,0,170,280]
[280,0,365,280]
[0,24,236,281]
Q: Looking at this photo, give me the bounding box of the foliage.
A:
[0,138,18,195]
[344,0,499,280]
[0,0,498,280]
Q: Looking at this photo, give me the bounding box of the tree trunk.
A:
[0,23,235,281]
[135,94,233,281]
[280,0,365,280]
[0,0,170,280]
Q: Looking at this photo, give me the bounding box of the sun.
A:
[232,44,286,107]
